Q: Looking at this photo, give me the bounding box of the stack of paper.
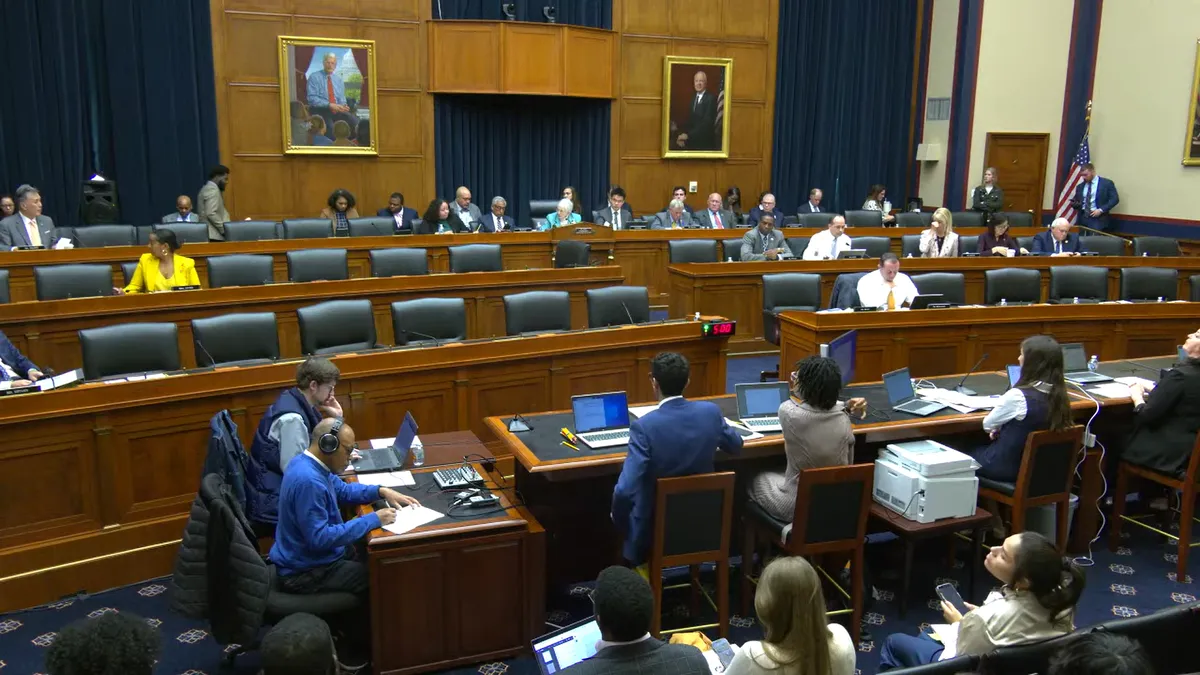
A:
[916,388,1002,412]
[628,404,659,418]
[354,471,415,487]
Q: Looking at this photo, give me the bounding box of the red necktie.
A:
[714,212,723,229]
[326,74,335,105]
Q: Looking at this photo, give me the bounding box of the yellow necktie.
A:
[27,219,41,247]
[887,288,896,310]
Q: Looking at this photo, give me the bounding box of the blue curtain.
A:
[0,0,219,227]
[770,0,919,215]
[432,0,611,28]
[434,95,611,227]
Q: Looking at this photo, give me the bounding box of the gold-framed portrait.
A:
[662,56,732,159]
[1184,40,1200,165]
[278,36,377,155]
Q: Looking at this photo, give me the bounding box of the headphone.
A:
[317,418,344,455]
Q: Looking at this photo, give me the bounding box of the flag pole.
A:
[1084,99,1092,137]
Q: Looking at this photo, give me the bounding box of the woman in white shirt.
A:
[878,531,1085,670]
[919,208,959,258]
[862,184,896,225]
[727,556,856,675]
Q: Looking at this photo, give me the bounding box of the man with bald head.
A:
[1032,217,1082,257]
[270,418,419,595]
[162,195,197,224]
[451,186,483,232]
[695,192,733,229]
[676,70,719,150]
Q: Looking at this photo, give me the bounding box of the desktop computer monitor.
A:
[827,330,857,386]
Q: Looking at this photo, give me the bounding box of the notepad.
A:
[382,505,443,535]
[354,471,415,487]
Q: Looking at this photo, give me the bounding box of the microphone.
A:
[955,353,989,396]
[1122,360,1159,374]
[195,339,218,367]
[400,329,442,347]
[620,301,637,326]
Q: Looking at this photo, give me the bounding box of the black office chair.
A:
[984,268,1042,305]
[798,213,835,228]
[33,264,114,301]
[134,225,152,245]
[121,261,139,287]
[1016,236,1034,251]
[888,656,981,674]
[154,222,208,244]
[1080,236,1126,256]
[829,272,869,309]
[844,210,882,228]
[1048,266,1109,303]
[1091,604,1200,675]
[785,237,810,259]
[79,322,180,379]
[1192,275,1200,302]
[999,211,1034,229]
[504,290,571,335]
[530,217,549,231]
[348,217,397,237]
[585,286,650,328]
[959,234,979,254]
[369,248,428,277]
[762,273,821,369]
[722,238,744,261]
[224,220,282,241]
[912,272,967,305]
[1119,267,1178,301]
[554,240,591,268]
[528,200,559,219]
[780,215,799,227]
[976,631,1083,675]
[894,212,931,229]
[296,299,378,355]
[900,234,922,257]
[449,244,502,273]
[286,249,348,282]
[191,313,280,367]
[281,218,333,239]
[390,298,467,346]
[951,211,983,229]
[0,270,8,304]
[207,254,275,288]
[1132,236,1180,257]
[668,239,719,264]
[854,236,890,258]
[73,224,137,247]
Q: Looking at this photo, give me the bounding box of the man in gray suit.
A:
[162,195,199,224]
[197,165,232,241]
[451,186,483,232]
[560,566,708,675]
[652,200,691,230]
[694,192,734,229]
[0,185,56,250]
[740,213,787,261]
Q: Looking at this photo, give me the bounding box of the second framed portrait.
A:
[662,56,732,159]
[278,36,378,155]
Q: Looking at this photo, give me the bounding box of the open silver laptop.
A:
[1061,343,1112,384]
[883,367,947,416]
[571,391,631,448]
[735,382,790,432]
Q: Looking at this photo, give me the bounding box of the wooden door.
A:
[982,132,1049,214]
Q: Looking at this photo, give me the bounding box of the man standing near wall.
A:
[1072,163,1119,233]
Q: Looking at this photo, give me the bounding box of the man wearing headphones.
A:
[270,418,419,595]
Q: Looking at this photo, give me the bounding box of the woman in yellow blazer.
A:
[113,228,200,294]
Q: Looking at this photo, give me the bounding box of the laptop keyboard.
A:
[582,430,630,442]
[897,399,937,414]
[745,418,779,427]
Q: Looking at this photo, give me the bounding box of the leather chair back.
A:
[1015,236,1035,251]
[504,290,571,335]
[585,286,650,328]
[912,272,967,305]
[854,236,890,258]
[900,234,921,257]
[79,322,180,379]
[1132,236,1180,257]
[390,298,467,346]
[369,248,428,277]
[959,234,979,254]
[208,254,275,288]
[667,239,718,264]
[121,262,138,286]
[74,224,136,248]
[829,272,869,309]
[33,264,114,301]
[528,200,559,219]
[845,210,882,228]
[780,215,799,227]
[950,211,983,229]
[984,268,1041,305]
[554,239,591,268]
[224,220,281,241]
[999,211,1034,229]
[191,312,280,366]
[976,632,1081,675]
[798,212,835,228]
[1091,604,1200,675]
[1080,236,1126,256]
[1048,266,1109,303]
[1119,267,1178,301]
[286,249,348,282]
[894,212,931,229]
[153,222,208,244]
[348,217,396,237]
[790,464,874,550]
[0,269,8,303]
[296,299,377,355]
[530,217,548,230]
[281,218,333,240]
[722,238,744,261]
[785,237,810,258]
[136,225,153,245]
[890,656,980,674]
[762,273,821,345]
[449,244,502,273]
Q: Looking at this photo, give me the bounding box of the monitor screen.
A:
[1060,343,1088,372]
[882,368,915,405]
[571,392,630,433]
[533,618,602,675]
[735,382,790,417]
[828,330,857,386]
[394,412,418,451]
[1007,364,1021,387]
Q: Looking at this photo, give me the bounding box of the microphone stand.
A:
[1073,223,1130,244]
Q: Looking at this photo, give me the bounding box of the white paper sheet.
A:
[628,405,659,418]
[1087,382,1135,399]
[929,623,959,659]
[724,418,764,440]
[916,387,1001,411]
[1114,376,1156,390]
[381,505,443,535]
[354,471,415,487]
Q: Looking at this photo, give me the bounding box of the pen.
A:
[561,440,579,452]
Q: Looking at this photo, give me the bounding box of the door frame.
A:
[982,132,1050,215]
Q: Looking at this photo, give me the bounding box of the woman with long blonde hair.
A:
[727,556,856,675]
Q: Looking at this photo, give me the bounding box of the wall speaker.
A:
[80,179,119,225]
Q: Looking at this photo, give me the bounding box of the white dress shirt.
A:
[807,201,821,213]
[855,269,919,309]
[393,211,406,228]
[0,357,20,389]
[726,626,856,675]
[982,382,1051,432]
[22,214,41,247]
[802,229,852,260]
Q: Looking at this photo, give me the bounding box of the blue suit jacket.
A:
[0,329,38,380]
[1031,229,1082,255]
[1073,177,1119,231]
[376,207,418,232]
[476,214,514,233]
[747,206,785,226]
[611,397,743,564]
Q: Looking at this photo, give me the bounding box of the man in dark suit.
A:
[161,195,199,224]
[594,186,635,230]
[611,352,742,566]
[1072,163,1119,232]
[651,201,692,230]
[796,188,825,214]
[0,328,44,388]
[478,196,515,233]
[1031,217,1082,256]
[661,186,695,216]
[694,192,734,229]
[560,566,709,675]
[747,191,785,226]
[675,71,718,151]
[376,192,418,233]
[0,184,56,249]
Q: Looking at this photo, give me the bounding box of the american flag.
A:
[714,89,725,131]
[1054,134,1090,223]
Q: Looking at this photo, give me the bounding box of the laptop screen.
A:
[1007,364,1022,387]
[532,617,602,674]
[883,368,915,405]
[735,382,790,417]
[1061,343,1088,372]
[572,392,630,433]
[393,412,418,452]
[828,330,857,386]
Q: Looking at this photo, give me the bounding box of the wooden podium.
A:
[550,222,615,267]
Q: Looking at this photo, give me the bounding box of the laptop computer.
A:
[910,294,949,310]
[1061,343,1113,384]
[735,382,790,432]
[841,248,868,259]
[351,412,417,473]
[883,367,948,416]
[1007,364,1022,387]
[572,391,632,448]
[532,616,602,675]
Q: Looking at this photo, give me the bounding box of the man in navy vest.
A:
[247,358,343,524]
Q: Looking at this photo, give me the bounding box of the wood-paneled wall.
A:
[211,0,434,221]
[611,0,779,216]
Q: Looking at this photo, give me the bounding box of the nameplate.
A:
[13,246,43,251]
[170,285,202,291]
[572,226,595,235]
[0,385,40,396]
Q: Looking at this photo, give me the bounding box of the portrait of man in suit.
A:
[280,37,377,155]
[663,57,732,158]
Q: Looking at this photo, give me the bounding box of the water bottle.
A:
[411,440,425,467]
[1158,296,1165,303]
[1088,355,1099,373]
[726,257,732,263]
[1073,296,1080,304]
[999,298,1007,307]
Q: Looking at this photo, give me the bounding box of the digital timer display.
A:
[701,320,736,338]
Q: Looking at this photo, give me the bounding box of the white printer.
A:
[874,439,980,524]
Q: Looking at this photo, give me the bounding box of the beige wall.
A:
[916,0,959,208]
[1091,0,1200,220]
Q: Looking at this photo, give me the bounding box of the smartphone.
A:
[711,638,735,669]
[935,582,970,616]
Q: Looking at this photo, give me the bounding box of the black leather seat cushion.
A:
[978,476,1016,496]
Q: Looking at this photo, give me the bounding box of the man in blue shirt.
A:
[305,51,356,141]
[270,418,418,595]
